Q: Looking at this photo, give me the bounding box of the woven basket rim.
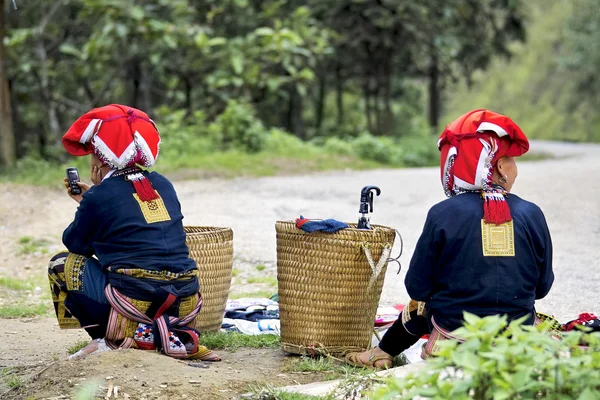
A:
[275,220,396,234]
[184,226,233,234]
[275,220,396,233]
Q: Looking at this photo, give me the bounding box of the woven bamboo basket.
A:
[276,221,396,356]
[185,226,234,333]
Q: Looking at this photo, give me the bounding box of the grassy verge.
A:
[0,148,383,188]
[0,304,50,318]
[199,331,280,350]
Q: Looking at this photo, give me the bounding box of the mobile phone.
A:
[66,167,82,195]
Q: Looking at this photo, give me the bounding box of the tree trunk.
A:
[130,61,141,109]
[315,71,326,135]
[382,63,394,136]
[335,63,344,127]
[428,52,441,132]
[287,87,305,140]
[0,0,16,168]
[363,81,373,133]
[35,40,61,148]
[374,80,382,136]
[183,75,193,117]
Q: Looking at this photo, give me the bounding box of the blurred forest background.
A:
[0,0,598,181]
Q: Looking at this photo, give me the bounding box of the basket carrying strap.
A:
[362,244,392,292]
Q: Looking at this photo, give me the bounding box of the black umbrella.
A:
[357,185,381,229]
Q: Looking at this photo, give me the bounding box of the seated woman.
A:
[48,104,220,361]
[346,109,554,368]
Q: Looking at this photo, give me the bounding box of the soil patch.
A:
[1,319,327,400]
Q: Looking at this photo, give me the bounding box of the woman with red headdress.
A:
[346,109,554,368]
[48,104,220,361]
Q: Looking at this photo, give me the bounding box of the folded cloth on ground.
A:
[225,304,279,322]
[375,305,403,327]
[225,298,278,312]
[295,216,348,233]
[221,318,281,335]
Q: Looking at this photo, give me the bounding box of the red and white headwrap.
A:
[438,109,529,224]
[62,104,161,202]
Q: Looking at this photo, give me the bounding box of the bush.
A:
[371,314,600,399]
[351,132,402,165]
[155,108,216,160]
[263,128,316,156]
[398,130,439,167]
[209,100,267,153]
[321,136,355,156]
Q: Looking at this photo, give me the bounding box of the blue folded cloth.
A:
[295,216,349,233]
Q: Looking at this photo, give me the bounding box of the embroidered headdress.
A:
[62,104,161,202]
[438,109,529,224]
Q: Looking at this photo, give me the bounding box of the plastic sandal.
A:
[68,338,111,361]
[345,350,392,369]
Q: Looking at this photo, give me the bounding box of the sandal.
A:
[345,350,392,369]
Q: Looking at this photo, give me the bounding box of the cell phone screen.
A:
[68,171,79,181]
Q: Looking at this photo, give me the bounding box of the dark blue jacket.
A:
[405,192,554,331]
[63,171,196,273]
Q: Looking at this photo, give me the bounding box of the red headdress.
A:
[438,109,529,224]
[62,104,161,202]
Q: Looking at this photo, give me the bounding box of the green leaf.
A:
[59,43,83,59]
[462,312,482,327]
[255,27,275,36]
[451,351,479,370]
[492,389,511,400]
[115,23,129,39]
[208,37,227,47]
[578,388,600,400]
[230,53,244,75]
[130,6,145,21]
[298,68,315,81]
[163,35,177,49]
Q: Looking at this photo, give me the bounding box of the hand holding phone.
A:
[66,167,82,195]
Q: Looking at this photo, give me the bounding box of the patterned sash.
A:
[104,283,202,358]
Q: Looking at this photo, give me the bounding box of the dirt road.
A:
[0,140,598,398]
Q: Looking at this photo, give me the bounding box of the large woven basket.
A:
[276,221,396,356]
[185,226,234,333]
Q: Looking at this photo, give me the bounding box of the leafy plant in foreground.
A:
[371,313,600,399]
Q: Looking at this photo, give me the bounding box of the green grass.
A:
[285,356,376,381]
[0,277,35,291]
[0,303,50,318]
[17,236,51,255]
[2,369,24,390]
[231,268,241,277]
[247,385,322,400]
[246,276,278,286]
[67,340,90,355]
[199,331,280,350]
[255,265,267,271]
[518,151,556,162]
[286,357,341,373]
[229,290,276,300]
[0,148,382,187]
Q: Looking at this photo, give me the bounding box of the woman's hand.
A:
[63,178,91,203]
[90,165,103,186]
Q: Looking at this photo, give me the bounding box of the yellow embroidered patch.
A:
[481,219,515,256]
[133,192,171,224]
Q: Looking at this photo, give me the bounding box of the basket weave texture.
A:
[185,226,234,333]
[275,221,396,356]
